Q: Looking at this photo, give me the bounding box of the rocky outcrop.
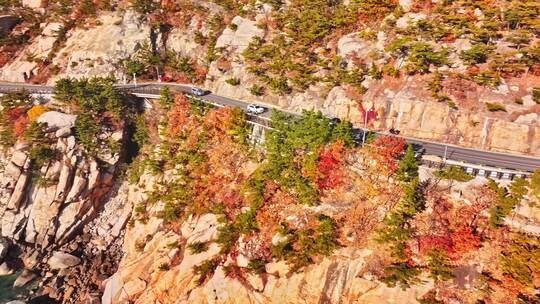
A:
[50,10,151,82]
[36,111,77,131]
[13,269,37,288]
[0,22,62,82]
[22,0,45,9]
[104,211,433,304]
[0,108,127,301]
[47,252,81,270]
[215,16,264,53]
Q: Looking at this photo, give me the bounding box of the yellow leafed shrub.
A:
[27,105,49,121]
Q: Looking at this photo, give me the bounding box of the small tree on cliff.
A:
[425,248,455,282]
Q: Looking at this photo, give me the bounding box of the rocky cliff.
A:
[0,85,133,302]
[0,1,540,304]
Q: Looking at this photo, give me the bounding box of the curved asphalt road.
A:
[1,81,539,172]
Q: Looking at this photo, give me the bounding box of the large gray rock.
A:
[13,269,37,287]
[215,16,265,52]
[47,252,81,269]
[399,0,413,11]
[55,126,72,138]
[22,0,44,8]
[37,111,77,131]
[11,150,27,167]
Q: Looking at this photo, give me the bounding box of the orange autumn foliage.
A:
[5,107,29,137]
[204,107,235,134]
[450,226,481,257]
[13,115,29,137]
[370,135,406,172]
[167,94,196,136]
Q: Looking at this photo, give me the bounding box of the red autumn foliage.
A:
[370,135,406,172]
[316,142,346,190]
[5,107,29,137]
[358,103,378,124]
[163,67,193,84]
[417,226,481,261]
[6,107,26,123]
[449,226,481,257]
[418,235,455,256]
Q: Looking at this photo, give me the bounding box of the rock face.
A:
[50,10,150,82]
[337,33,380,65]
[22,0,45,8]
[0,109,126,301]
[215,16,264,52]
[104,212,433,304]
[0,22,62,82]
[0,120,119,247]
[321,82,540,156]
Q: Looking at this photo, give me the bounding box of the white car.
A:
[246,104,266,115]
[191,87,207,96]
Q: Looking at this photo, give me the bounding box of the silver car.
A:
[191,87,206,96]
[246,104,266,115]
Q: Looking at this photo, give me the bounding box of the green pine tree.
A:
[159,86,174,109]
[330,120,355,147]
[396,145,419,182]
[426,248,455,282]
[381,262,422,290]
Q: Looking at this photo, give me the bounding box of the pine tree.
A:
[330,120,354,147]
[396,144,418,182]
[426,248,454,282]
[381,262,422,290]
[400,178,425,216]
[529,169,540,204]
[159,86,173,109]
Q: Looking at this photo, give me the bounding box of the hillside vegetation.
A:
[112,85,540,303]
[0,0,540,303]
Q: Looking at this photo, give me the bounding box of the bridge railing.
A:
[421,159,529,180]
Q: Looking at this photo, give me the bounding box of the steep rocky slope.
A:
[0,1,540,304]
[0,112,128,302]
